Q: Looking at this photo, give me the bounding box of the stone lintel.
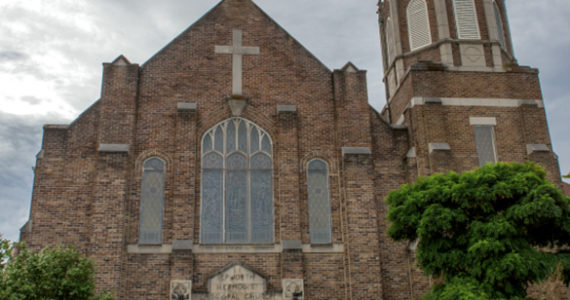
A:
[428,142,451,154]
[527,144,550,155]
[98,144,130,153]
[470,117,497,126]
[342,147,372,157]
[177,102,197,112]
[277,105,297,113]
[172,240,194,251]
[282,240,302,250]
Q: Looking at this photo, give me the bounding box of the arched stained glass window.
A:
[407,0,432,51]
[139,157,165,244]
[307,159,332,244]
[200,118,274,244]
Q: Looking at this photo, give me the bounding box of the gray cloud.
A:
[0,51,28,61]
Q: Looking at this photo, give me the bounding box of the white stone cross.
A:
[215,29,260,96]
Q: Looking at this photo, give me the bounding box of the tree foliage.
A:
[0,239,113,300]
[387,162,570,299]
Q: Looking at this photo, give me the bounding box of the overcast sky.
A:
[1,0,569,242]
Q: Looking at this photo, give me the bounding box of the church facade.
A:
[20,0,566,299]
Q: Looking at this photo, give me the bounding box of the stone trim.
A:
[406,147,417,158]
[127,243,345,254]
[172,240,193,251]
[341,147,372,157]
[193,244,282,254]
[282,240,302,250]
[302,243,344,253]
[98,144,129,153]
[20,220,32,233]
[277,105,297,113]
[408,238,420,251]
[127,244,172,254]
[428,143,451,154]
[410,97,543,109]
[44,124,69,130]
[469,117,497,126]
[177,102,197,112]
[526,144,550,155]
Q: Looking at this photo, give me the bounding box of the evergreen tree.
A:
[387,162,570,299]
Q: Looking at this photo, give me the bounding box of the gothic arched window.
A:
[407,0,432,51]
[200,118,274,244]
[453,0,481,39]
[139,157,165,244]
[307,159,332,244]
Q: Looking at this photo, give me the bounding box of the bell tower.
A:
[377,0,561,182]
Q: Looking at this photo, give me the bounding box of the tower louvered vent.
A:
[407,0,432,51]
[453,0,481,39]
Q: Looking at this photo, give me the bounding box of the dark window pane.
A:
[251,169,273,243]
[261,135,271,154]
[226,169,248,243]
[474,126,497,166]
[238,120,247,153]
[250,127,259,153]
[140,158,165,244]
[226,120,236,153]
[201,169,223,243]
[214,126,223,153]
[308,160,332,244]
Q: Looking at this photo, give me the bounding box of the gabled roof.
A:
[141,0,331,73]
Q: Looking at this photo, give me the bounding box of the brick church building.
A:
[20,0,567,299]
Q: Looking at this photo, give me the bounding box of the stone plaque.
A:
[208,262,267,300]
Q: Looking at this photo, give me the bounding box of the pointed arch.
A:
[407,0,432,51]
[200,118,274,244]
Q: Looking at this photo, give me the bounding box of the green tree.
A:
[387,162,570,299]
[0,240,113,300]
[564,172,569,179]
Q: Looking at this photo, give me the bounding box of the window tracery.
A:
[201,118,274,244]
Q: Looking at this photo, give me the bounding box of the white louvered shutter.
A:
[453,0,481,39]
[407,0,432,51]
